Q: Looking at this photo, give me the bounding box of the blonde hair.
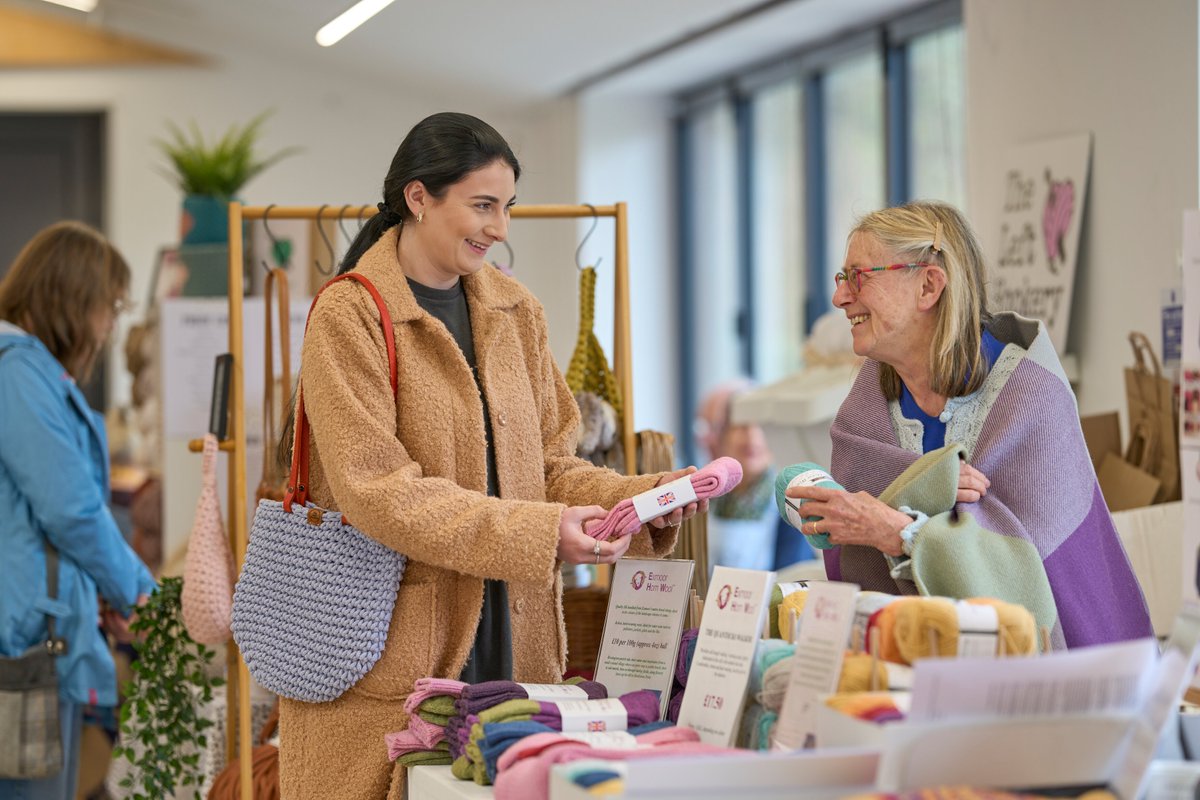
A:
[0,221,130,382]
[849,200,991,401]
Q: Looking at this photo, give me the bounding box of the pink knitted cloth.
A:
[585,457,744,541]
[385,711,458,758]
[403,677,468,715]
[493,727,736,800]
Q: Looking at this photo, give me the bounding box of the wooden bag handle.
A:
[284,273,397,513]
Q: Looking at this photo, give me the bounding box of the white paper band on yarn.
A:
[631,476,698,523]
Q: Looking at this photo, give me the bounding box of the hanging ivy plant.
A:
[115,577,224,800]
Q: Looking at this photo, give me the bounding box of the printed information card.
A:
[677,566,775,746]
[773,580,860,750]
[594,558,695,719]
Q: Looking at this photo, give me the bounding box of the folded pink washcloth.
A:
[585,457,744,541]
[385,730,426,760]
[493,727,735,800]
[495,725,700,776]
[403,677,469,715]
[406,714,446,749]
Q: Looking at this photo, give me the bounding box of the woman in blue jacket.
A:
[0,221,156,799]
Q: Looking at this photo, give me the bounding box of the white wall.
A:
[0,50,457,408]
[577,89,681,442]
[964,0,1199,422]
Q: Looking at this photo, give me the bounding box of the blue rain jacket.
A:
[0,323,155,705]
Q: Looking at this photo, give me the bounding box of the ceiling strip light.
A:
[40,0,98,12]
[315,0,396,47]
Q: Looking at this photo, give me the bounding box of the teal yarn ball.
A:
[774,463,843,550]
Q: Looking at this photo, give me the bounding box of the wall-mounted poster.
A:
[989,133,1092,354]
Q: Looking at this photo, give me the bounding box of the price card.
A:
[772,580,859,750]
[676,566,775,746]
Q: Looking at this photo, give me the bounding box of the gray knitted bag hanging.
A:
[231,273,407,703]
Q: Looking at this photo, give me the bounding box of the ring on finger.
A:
[592,540,602,557]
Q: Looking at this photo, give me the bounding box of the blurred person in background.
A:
[696,380,816,574]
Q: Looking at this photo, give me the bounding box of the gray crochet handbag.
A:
[232,273,407,703]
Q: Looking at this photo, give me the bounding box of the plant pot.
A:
[181,194,236,245]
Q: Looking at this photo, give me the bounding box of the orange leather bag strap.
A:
[283,273,397,512]
[262,268,291,483]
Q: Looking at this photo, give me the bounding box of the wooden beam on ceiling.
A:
[0,5,207,68]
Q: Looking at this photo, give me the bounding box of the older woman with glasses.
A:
[786,200,1151,650]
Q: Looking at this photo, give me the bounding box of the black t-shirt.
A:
[406,277,513,684]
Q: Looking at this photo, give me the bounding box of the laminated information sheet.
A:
[594,558,695,719]
[677,566,775,746]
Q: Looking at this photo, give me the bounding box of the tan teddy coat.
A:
[277,228,677,799]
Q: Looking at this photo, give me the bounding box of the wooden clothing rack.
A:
[187,201,635,799]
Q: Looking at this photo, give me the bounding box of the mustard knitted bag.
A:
[565,265,622,419]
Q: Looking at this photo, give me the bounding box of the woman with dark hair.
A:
[786,201,1150,650]
[0,221,155,799]
[277,112,703,798]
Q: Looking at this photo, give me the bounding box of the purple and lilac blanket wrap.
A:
[823,313,1151,650]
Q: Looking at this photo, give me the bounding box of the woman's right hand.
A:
[556,505,631,565]
[958,463,990,503]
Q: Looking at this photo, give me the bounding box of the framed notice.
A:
[989,132,1092,354]
[593,558,695,720]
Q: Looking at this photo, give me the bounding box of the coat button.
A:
[498,413,508,427]
[514,598,525,614]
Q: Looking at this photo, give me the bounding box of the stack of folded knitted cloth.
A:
[493,725,737,800]
[666,628,698,723]
[384,677,468,767]
[584,458,743,541]
[451,690,662,785]
[447,677,606,763]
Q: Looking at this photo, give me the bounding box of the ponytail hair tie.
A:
[376,202,403,228]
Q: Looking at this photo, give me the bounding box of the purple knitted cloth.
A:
[824,315,1152,650]
[454,680,606,717]
[531,690,660,728]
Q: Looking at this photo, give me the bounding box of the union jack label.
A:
[657,492,676,506]
[588,721,607,732]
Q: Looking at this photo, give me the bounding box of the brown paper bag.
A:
[1124,332,1180,502]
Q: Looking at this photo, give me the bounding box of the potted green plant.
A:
[156,111,299,245]
[115,577,224,799]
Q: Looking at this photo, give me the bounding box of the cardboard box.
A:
[815,692,909,749]
[876,713,1134,793]
[1111,501,1184,637]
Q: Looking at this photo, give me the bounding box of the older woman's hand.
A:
[647,466,709,529]
[785,485,911,557]
[958,463,990,503]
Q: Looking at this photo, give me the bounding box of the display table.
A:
[409,766,496,800]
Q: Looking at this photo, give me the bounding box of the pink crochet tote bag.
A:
[181,432,236,644]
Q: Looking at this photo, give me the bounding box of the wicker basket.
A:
[562,585,610,675]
